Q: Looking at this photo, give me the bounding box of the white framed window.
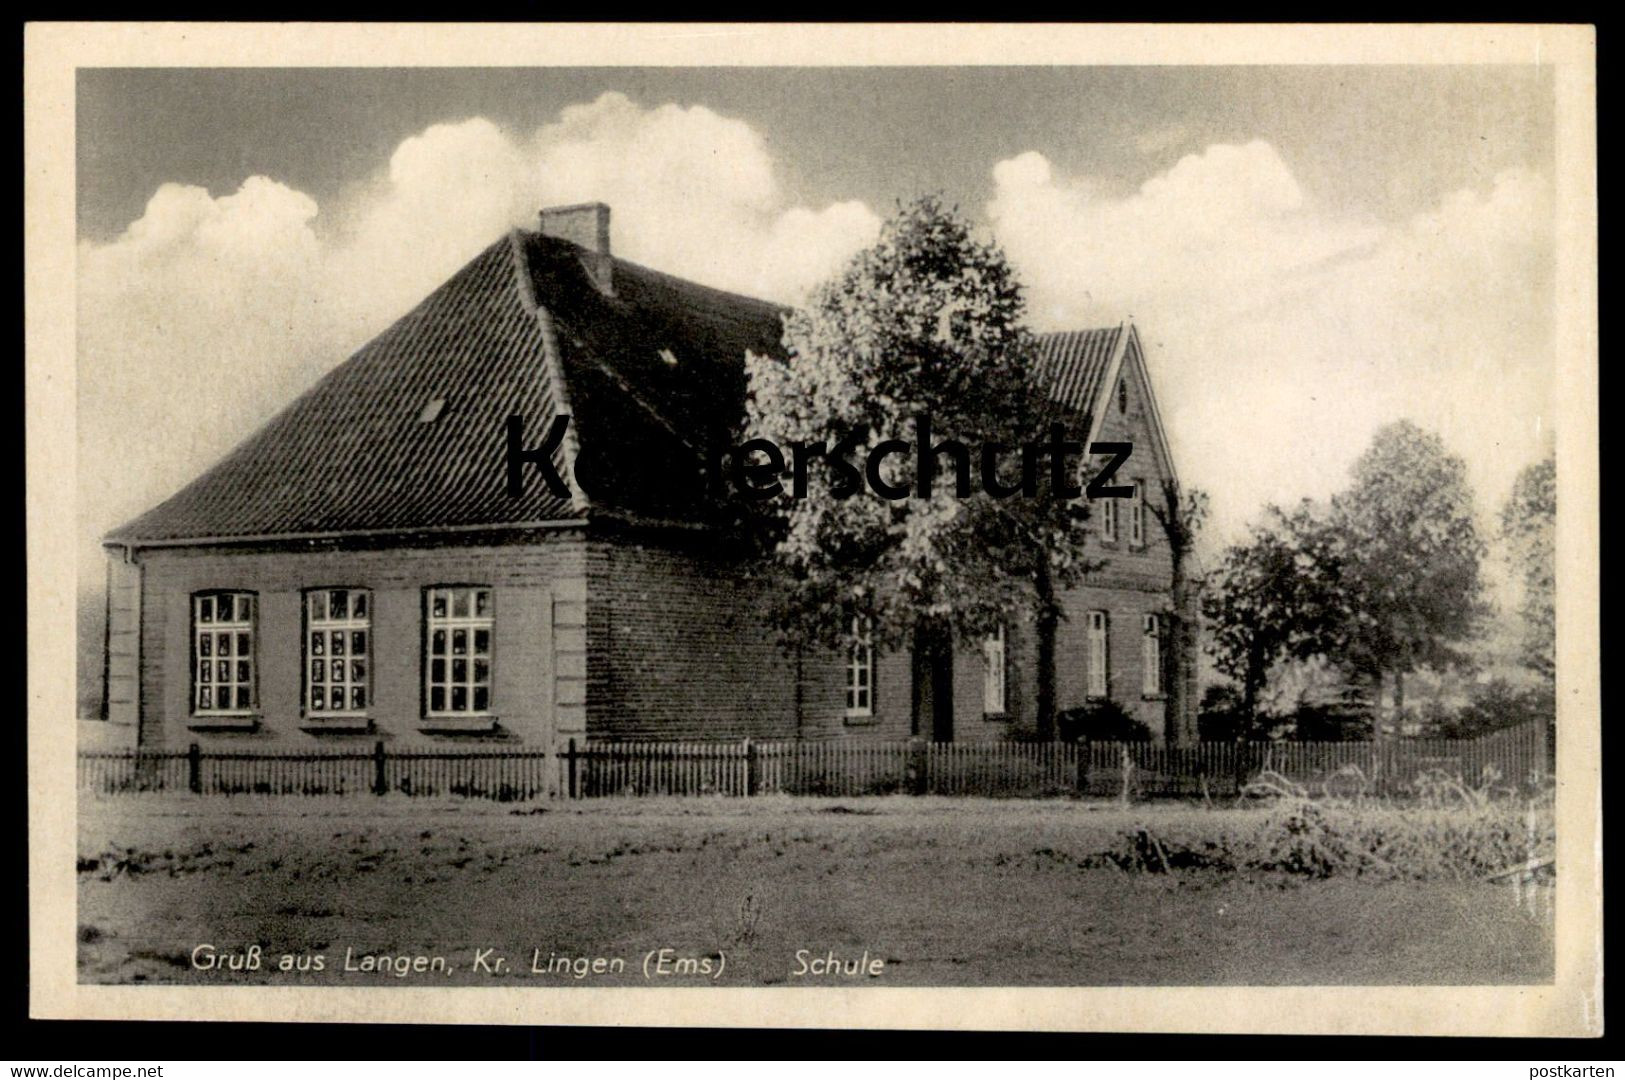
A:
[1142,613,1164,697]
[1128,478,1145,547]
[425,586,493,716]
[306,588,371,715]
[1087,610,1109,698]
[193,591,256,714]
[983,625,1007,714]
[845,616,874,718]
[1099,494,1117,543]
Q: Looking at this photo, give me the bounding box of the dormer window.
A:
[1118,377,1128,414]
[418,398,447,424]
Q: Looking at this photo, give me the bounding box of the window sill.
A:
[843,713,876,726]
[419,715,499,734]
[982,711,1012,722]
[188,713,260,732]
[1141,694,1167,702]
[301,715,373,733]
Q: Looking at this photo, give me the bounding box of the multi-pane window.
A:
[306,588,370,715]
[845,616,874,717]
[425,586,493,716]
[1142,613,1164,697]
[1099,493,1117,543]
[1128,478,1145,547]
[983,625,1007,714]
[193,591,256,714]
[1087,610,1109,698]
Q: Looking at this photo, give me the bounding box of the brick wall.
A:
[585,539,1029,742]
[131,534,588,751]
[585,538,800,739]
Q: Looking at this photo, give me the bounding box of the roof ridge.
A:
[507,229,592,519]
[522,228,790,317]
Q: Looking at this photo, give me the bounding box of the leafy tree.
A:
[1326,420,1488,729]
[1200,502,1343,732]
[1147,478,1208,743]
[1501,455,1556,681]
[743,196,1095,739]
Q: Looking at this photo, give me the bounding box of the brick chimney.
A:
[539,202,614,296]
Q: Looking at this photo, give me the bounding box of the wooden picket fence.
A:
[77,744,553,801]
[564,721,1547,799]
[79,720,1549,802]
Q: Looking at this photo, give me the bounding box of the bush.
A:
[1091,782,1550,881]
[1420,678,1554,739]
[1195,684,1285,741]
[1056,699,1151,742]
[1285,699,1373,741]
[1199,681,1375,743]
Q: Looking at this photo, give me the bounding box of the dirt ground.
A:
[77,794,1554,987]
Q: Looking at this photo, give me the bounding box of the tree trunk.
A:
[1035,554,1058,742]
[1165,572,1197,745]
[1237,653,1264,792]
[1241,651,1265,742]
[1393,668,1405,726]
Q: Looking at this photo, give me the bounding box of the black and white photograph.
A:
[26,22,1599,1035]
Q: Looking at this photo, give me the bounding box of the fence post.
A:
[567,738,579,799]
[187,742,201,795]
[744,738,757,797]
[1076,740,1090,795]
[373,740,387,796]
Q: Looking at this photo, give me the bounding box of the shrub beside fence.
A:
[78,720,1547,802]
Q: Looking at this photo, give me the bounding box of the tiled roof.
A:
[517,231,788,524]
[1032,327,1123,417]
[107,228,1129,545]
[106,235,578,543]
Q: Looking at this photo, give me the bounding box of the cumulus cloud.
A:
[522,93,878,298]
[988,140,1555,557]
[77,93,882,581]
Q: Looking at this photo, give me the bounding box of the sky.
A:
[76,65,1557,592]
